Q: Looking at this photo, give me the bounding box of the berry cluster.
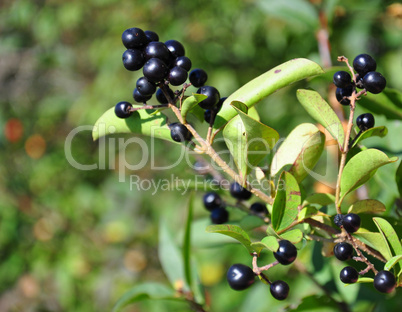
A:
[333,213,396,293]
[334,53,386,106]
[226,240,297,300]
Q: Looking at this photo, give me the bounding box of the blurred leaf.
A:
[302,193,335,208]
[182,194,194,291]
[251,235,279,252]
[181,94,207,122]
[239,215,266,231]
[272,171,301,232]
[112,283,181,312]
[396,161,402,198]
[354,231,392,261]
[214,58,324,131]
[351,126,388,148]
[93,107,173,142]
[270,123,325,183]
[384,255,402,271]
[373,217,402,260]
[286,294,339,312]
[280,228,303,244]
[340,149,398,203]
[358,88,402,120]
[296,89,345,148]
[347,199,386,214]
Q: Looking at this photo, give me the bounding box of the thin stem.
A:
[345,231,378,274]
[128,103,169,112]
[252,252,278,276]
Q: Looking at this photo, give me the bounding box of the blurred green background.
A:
[1,0,401,311]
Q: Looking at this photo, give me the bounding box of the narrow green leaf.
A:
[302,193,335,208]
[213,58,324,132]
[354,231,392,261]
[112,283,180,312]
[258,235,280,252]
[280,229,303,244]
[355,277,374,284]
[271,171,301,231]
[296,89,345,148]
[384,255,402,271]
[340,149,398,203]
[351,126,388,148]
[358,88,402,120]
[298,207,327,222]
[396,160,402,198]
[181,94,207,122]
[205,224,254,254]
[93,107,173,142]
[347,199,386,214]
[270,123,325,183]
[373,217,402,259]
[239,215,266,231]
[182,194,194,290]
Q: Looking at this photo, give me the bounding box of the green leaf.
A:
[396,160,402,198]
[93,107,173,142]
[354,231,392,261]
[355,277,374,284]
[182,194,194,290]
[287,294,339,312]
[181,94,207,122]
[296,89,345,148]
[270,123,325,183]
[298,207,327,222]
[251,236,279,253]
[302,193,335,207]
[351,126,388,148]
[271,171,301,232]
[213,58,324,132]
[373,217,402,260]
[112,283,180,312]
[347,199,386,214]
[358,88,402,120]
[384,255,402,271]
[280,228,303,244]
[239,215,266,231]
[339,149,398,203]
[205,224,255,254]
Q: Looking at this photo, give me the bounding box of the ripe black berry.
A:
[133,88,152,103]
[203,192,223,211]
[143,58,169,83]
[226,264,255,291]
[230,182,252,201]
[335,85,354,105]
[339,266,359,284]
[144,30,159,42]
[168,66,188,86]
[363,71,386,94]
[334,214,344,227]
[353,54,377,76]
[333,242,354,261]
[189,68,208,87]
[115,101,132,119]
[274,240,297,265]
[373,270,396,293]
[197,86,220,110]
[333,71,352,88]
[210,207,229,224]
[356,113,375,131]
[169,123,192,142]
[173,56,192,71]
[156,87,175,104]
[136,77,156,96]
[215,97,226,113]
[250,202,268,215]
[122,27,147,49]
[204,109,215,124]
[165,40,185,58]
[270,280,289,300]
[122,49,145,71]
[144,41,171,64]
[342,213,361,233]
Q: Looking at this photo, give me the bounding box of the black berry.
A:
[203,192,223,211]
[169,123,192,142]
[355,74,364,89]
[173,56,192,71]
[342,213,361,233]
[353,54,377,76]
[356,113,375,131]
[334,214,344,227]
[226,264,255,291]
[274,240,297,265]
[133,88,152,103]
[333,242,354,261]
[165,39,185,58]
[122,27,147,49]
[136,77,156,96]
[339,266,359,284]
[250,202,268,215]
[189,68,208,87]
[373,270,396,293]
[204,109,215,124]
[143,58,169,83]
[168,66,188,86]
[270,280,289,300]
[210,207,229,224]
[214,97,226,113]
[333,71,352,88]
[144,41,171,64]
[197,86,220,110]
[363,71,386,94]
[230,182,252,201]
[122,49,145,71]
[156,87,175,104]
[144,30,159,42]
[335,85,354,105]
[115,101,132,119]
